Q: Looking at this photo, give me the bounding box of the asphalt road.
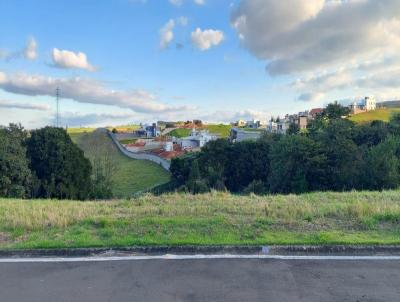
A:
[1,258,400,302]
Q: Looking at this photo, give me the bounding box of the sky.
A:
[1,0,400,128]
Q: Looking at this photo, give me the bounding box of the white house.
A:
[178,129,217,150]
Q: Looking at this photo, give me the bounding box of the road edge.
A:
[1,245,400,258]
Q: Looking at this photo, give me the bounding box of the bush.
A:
[27,127,92,200]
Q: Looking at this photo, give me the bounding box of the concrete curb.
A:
[1,245,400,258]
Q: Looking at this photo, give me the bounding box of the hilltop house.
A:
[350,97,376,114]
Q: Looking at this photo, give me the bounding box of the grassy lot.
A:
[168,125,232,138]
[0,190,399,249]
[168,128,192,138]
[118,138,138,145]
[203,124,232,138]
[67,125,139,135]
[349,108,400,124]
[72,131,170,198]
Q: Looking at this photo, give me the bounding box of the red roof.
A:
[310,108,324,116]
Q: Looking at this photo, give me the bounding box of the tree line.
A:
[0,126,112,200]
[171,103,400,194]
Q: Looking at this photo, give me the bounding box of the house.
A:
[350,97,377,115]
[246,120,261,129]
[178,129,217,150]
[134,123,161,138]
[310,108,324,118]
[235,120,247,127]
[267,117,290,134]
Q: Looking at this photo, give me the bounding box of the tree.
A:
[26,127,92,200]
[0,124,32,198]
[268,136,327,193]
[287,123,300,135]
[323,102,350,120]
[363,136,400,190]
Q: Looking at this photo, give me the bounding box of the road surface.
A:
[1,257,399,301]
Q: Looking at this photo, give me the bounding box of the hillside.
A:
[349,108,400,123]
[0,190,399,249]
[71,130,170,197]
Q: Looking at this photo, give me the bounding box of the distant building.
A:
[350,97,376,115]
[246,120,261,129]
[310,108,324,118]
[267,117,290,134]
[134,123,161,138]
[235,120,247,127]
[178,129,217,150]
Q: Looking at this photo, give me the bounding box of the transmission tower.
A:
[56,87,60,127]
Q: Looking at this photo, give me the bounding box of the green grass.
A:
[118,138,138,145]
[1,190,400,249]
[67,125,139,135]
[72,131,170,198]
[349,108,400,124]
[203,124,232,138]
[168,128,192,138]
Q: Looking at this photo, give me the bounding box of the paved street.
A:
[1,258,400,302]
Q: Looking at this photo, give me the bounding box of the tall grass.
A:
[0,191,400,248]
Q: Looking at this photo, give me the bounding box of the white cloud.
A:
[169,0,204,6]
[0,71,191,114]
[191,28,224,50]
[159,19,175,49]
[169,0,183,6]
[232,0,400,102]
[0,37,38,61]
[24,37,37,60]
[0,99,49,111]
[51,48,96,71]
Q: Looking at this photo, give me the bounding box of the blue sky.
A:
[1,0,400,128]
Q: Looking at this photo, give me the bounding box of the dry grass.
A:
[0,191,399,249]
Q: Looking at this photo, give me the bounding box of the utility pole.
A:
[56,87,60,127]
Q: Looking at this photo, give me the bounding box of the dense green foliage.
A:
[0,125,111,200]
[171,105,400,194]
[27,127,92,200]
[0,124,32,198]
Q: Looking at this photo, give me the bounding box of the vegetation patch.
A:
[349,108,400,124]
[168,128,192,138]
[73,131,170,197]
[118,138,138,145]
[0,190,400,249]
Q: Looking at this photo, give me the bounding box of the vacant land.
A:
[349,108,400,123]
[203,124,232,138]
[72,131,170,197]
[168,128,192,138]
[0,191,399,249]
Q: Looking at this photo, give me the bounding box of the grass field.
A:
[168,128,192,138]
[118,138,138,145]
[168,125,232,138]
[0,190,399,249]
[349,108,400,123]
[203,124,232,138]
[67,125,139,135]
[72,131,170,197]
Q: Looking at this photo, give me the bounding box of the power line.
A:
[56,87,60,127]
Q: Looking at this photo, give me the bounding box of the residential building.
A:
[178,129,217,150]
[350,97,377,114]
